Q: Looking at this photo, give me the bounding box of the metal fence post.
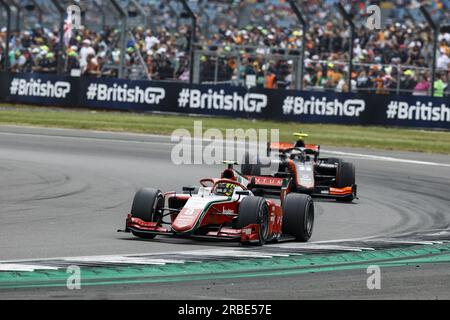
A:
[8,0,21,32]
[179,0,196,85]
[0,0,11,73]
[336,3,356,92]
[420,6,439,97]
[214,55,219,85]
[49,0,65,75]
[192,49,200,84]
[288,0,307,91]
[111,0,127,79]
[236,52,242,86]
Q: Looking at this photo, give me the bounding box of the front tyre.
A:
[237,197,270,245]
[130,188,164,239]
[282,193,314,242]
[336,162,356,188]
[335,162,356,202]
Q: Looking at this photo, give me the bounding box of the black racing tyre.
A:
[241,152,261,176]
[336,162,356,188]
[335,162,356,202]
[131,188,164,239]
[282,193,314,242]
[237,196,270,245]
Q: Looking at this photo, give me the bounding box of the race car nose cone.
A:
[172,207,203,233]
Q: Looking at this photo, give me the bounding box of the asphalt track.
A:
[1,125,450,299]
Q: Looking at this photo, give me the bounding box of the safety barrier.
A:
[0,73,449,129]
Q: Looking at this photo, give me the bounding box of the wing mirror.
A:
[182,186,196,196]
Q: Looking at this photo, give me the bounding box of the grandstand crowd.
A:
[0,0,449,96]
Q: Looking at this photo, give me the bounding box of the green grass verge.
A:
[1,104,450,154]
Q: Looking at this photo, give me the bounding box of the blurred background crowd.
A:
[0,0,449,96]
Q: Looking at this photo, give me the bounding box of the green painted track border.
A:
[1,243,450,289]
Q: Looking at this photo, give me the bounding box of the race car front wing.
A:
[119,215,263,244]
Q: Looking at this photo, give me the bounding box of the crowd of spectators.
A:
[0,0,449,96]
[0,24,192,80]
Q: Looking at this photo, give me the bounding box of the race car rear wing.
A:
[268,142,295,152]
[268,142,320,153]
[246,175,286,198]
[245,174,356,201]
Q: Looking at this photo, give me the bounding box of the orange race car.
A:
[241,133,357,202]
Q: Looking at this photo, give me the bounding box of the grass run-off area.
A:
[1,104,450,154]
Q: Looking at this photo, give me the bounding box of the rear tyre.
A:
[130,188,164,239]
[241,152,261,176]
[282,193,314,242]
[237,197,270,245]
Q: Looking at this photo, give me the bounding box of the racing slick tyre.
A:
[130,188,164,239]
[335,162,356,202]
[241,152,261,176]
[237,196,270,246]
[282,193,314,242]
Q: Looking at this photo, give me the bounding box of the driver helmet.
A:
[215,182,236,197]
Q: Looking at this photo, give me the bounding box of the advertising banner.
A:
[0,73,449,129]
[1,73,79,107]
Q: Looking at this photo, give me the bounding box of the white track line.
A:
[322,149,450,168]
[2,130,450,168]
[0,264,59,272]
[269,243,375,252]
[63,256,185,265]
